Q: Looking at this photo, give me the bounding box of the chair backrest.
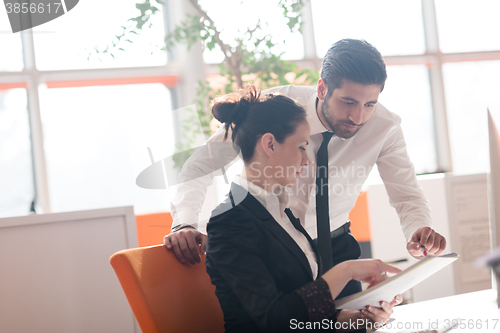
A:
[110,245,224,333]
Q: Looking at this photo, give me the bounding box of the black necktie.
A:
[316,131,334,271]
[284,208,303,232]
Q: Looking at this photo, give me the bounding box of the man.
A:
[164,38,446,296]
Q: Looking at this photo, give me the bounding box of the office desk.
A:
[378,289,499,332]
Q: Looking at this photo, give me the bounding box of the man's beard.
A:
[322,102,364,139]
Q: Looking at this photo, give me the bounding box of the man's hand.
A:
[407,227,446,259]
[163,228,207,265]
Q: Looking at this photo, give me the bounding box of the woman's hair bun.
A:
[212,85,260,125]
[211,99,240,124]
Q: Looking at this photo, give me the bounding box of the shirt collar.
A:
[235,175,290,218]
[307,91,329,135]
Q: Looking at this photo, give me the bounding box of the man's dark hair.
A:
[321,39,387,96]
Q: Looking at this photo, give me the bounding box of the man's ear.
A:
[260,133,276,157]
[317,78,328,101]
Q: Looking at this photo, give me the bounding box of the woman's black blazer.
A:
[206,183,337,332]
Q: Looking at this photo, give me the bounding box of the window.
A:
[199,0,304,64]
[311,0,425,58]
[0,14,24,71]
[3,0,500,216]
[435,0,500,53]
[33,0,167,70]
[443,60,500,174]
[39,83,174,214]
[0,1,175,215]
[309,0,500,175]
[379,65,436,174]
[0,88,34,217]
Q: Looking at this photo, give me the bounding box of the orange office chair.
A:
[110,245,224,333]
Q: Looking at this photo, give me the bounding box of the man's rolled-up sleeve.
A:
[376,122,433,242]
[170,126,240,231]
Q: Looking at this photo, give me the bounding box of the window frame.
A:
[3,0,500,214]
[202,0,500,175]
[0,1,188,213]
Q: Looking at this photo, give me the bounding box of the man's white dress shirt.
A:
[170,85,433,242]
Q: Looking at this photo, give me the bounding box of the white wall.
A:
[0,206,138,333]
[367,173,492,303]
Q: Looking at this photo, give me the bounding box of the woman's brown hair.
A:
[211,85,307,162]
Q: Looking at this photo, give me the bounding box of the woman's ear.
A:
[260,133,276,157]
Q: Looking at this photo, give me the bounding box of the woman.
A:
[205,85,401,332]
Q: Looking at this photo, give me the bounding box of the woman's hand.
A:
[336,294,403,332]
[360,294,403,326]
[348,259,402,288]
[322,259,401,298]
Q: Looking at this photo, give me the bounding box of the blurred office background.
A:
[1,0,500,218]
